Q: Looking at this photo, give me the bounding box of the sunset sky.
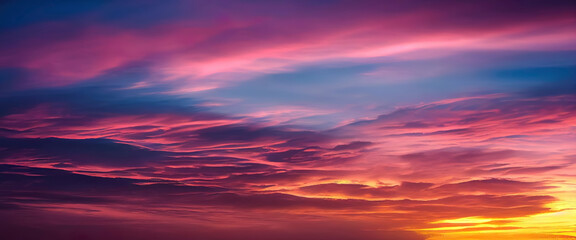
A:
[1,0,575,239]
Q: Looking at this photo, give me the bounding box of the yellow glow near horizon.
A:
[419,183,576,240]
[433,217,493,224]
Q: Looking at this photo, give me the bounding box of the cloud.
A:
[0,137,168,167]
[1,0,574,89]
[0,212,426,240]
[0,164,224,196]
[332,141,373,151]
[299,178,549,199]
[401,148,519,167]
[333,94,576,162]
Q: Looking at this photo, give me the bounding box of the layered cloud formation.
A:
[1,0,575,240]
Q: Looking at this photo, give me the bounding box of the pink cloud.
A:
[1,1,574,89]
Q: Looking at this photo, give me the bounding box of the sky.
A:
[0,0,575,239]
